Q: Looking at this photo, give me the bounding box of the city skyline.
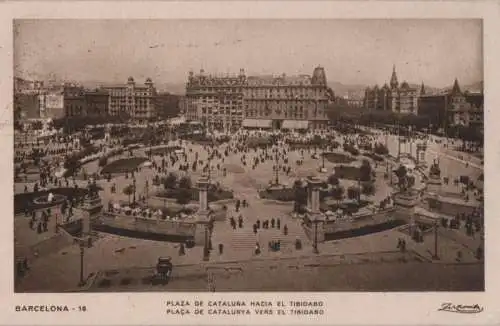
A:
[14,19,482,90]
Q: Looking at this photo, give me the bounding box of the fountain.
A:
[33,194,66,207]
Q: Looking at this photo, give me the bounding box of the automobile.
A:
[156,256,173,278]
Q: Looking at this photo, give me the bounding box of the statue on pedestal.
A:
[429,159,441,179]
[394,165,415,193]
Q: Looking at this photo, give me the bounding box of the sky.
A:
[14,19,482,89]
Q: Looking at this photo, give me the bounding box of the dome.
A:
[145,77,152,83]
[127,76,135,83]
[400,81,410,89]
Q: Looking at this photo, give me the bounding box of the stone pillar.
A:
[393,190,419,235]
[80,194,103,248]
[306,176,326,243]
[82,211,91,235]
[198,176,209,212]
[194,177,211,256]
[307,176,322,213]
[416,143,427,166]
[307,187,312,211]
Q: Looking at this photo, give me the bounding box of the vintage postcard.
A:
[1,1,499,325]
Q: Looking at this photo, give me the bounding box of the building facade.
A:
[185,66,332,131]
[418,79,484,130]
[39,89,65,119]
[364,65,420,114]
[85,90,110,117]
[63,86,86,118]
[185,69,245,132]
[102,77,157,121]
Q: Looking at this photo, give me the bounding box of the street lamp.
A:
[132,177,136,204]
[203,223,209,261]
[78,239,85,286]
[312,216,319,254]
[432,221,439,260]
[321,145,326,169]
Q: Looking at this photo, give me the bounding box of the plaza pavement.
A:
[14,134,484,292]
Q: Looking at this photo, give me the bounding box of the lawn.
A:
[324,152,356,164]
[362,152,384,162]
[258,187,295,202]
[146,146,182,156]
[101,157,148,174]
[334,165,361,180]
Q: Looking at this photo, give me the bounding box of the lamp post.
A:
[397,115,401,159]
[132,177,136,204]
[432,221,439,260]
[321,146,326,169]
[78,240,85,286]
[203,223,209,261]
[273,153,279,185]
[312,217,319,254]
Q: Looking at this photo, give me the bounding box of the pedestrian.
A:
[256,219,260,229]
[277,218,281,229]
[179,243,185,256]
[253,224,257,235]
[283,225,288,236]
[218,243,224,255]
[255,242,261,255]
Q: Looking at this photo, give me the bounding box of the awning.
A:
[282,120,309,129]
[242,119,272,128]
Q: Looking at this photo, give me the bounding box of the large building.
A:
[364,65,421,114]
[185,66,333,131]
[85,90,110,117]
[63,86,86,118]
[418,78,484,130]
[102,77,157,121]
[185,69,245,131]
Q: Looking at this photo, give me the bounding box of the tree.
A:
[176,188,192,206]
[347,186,361,202]
[293,179,307,213]
[327,174,339,187]
[123,185,134,204]
[361,182,376,199]
[373,143,389,155]
[394,165,409,192]
[179,176,192,189]
[331,186,345,204]
[98,156,108,167]
[163,172,178,189]
[63,156,80,177]
[359,159,372,182]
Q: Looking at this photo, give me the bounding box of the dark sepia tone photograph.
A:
[13,19,484,293]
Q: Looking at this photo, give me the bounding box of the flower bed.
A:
[334,165,362,180]
[323,152,356,164]
[258,187,295,202]
[146,146,182,156]
[100,157,148,174]
[362,152,384,162]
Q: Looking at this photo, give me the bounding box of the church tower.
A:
[390,65,399,89]
[451,78,462,95]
